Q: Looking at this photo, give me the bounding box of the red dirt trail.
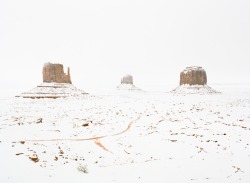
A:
[22,115,141,152]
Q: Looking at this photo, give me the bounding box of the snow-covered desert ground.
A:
[0,84,250,183]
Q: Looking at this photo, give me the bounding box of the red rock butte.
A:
[121,75,133,85]
[43,63,72,84]
[16,62,88,98]
[180,66,207,86]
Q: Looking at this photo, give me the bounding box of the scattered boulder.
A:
[19,141,25,144]
[82,123,89,127]
[16,153,24,156]
[29,156,39,163]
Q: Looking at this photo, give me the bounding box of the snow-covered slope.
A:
[16,82,88,99]
[1,84,250,183]
[171,84,220,95]
[116,83,142,91]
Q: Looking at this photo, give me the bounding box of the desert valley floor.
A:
[0,84,250,183]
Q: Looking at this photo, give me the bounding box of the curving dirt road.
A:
[22,115,141,152]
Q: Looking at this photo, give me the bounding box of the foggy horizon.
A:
[0,0,250,98]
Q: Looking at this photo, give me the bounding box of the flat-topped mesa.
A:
[180,66,207,86]
[117,74,142,91]
[121,75,133,85]
[43,62,72,84]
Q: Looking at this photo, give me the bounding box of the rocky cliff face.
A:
[180,66,207,86]
[43,63,72,84]
[121,75,133,85]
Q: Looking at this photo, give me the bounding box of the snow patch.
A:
[171,84,220,95]
[16,82,88,99]
[116,84,142,91]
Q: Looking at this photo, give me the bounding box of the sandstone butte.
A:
[121,75,133,85]
[16,62,88,99]
[43,62,72,84]
[180,66,207,86]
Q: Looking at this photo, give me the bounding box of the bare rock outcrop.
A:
[180,66,207,86]
[43,63,72,84]
[121,75,133,85]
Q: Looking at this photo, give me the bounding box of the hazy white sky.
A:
[0,0,250,97]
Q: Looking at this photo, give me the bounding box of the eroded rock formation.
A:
[43,63,72,84]
[180,66,207,85]
[121,75,133,85]
[16,62,88,98]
